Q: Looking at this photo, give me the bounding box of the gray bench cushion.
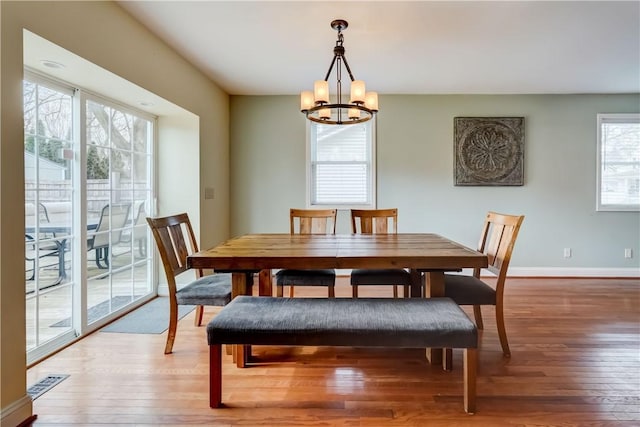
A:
[176,273,232,306]
[207,296,477,349]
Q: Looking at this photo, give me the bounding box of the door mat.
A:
[100,297,195,334]
[51,295,143,327]
[27,374,69,400]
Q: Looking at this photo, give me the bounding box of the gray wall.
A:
[231,94,640,275]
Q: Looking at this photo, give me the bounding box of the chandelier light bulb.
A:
[365,92,379,112]
[350,80,366,104]
[319,108,331,120]
[300,91,314,111]
[314,80,329,104]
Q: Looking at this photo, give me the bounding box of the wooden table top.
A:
[188,233,488,271]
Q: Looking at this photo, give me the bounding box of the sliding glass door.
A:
[24,72,155,363]
[85,96,154,324]
[24,75,76,357]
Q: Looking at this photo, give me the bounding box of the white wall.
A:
[230,94,640,275]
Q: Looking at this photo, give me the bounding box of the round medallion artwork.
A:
[454,117,524,186]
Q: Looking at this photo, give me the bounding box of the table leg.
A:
[425,270,445,366]
[231,271,253,362]
[231,272,253,363]
[258,269,273,296]
[231,272,247,298]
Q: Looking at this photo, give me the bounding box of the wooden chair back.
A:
[351,208,398,235]
[146,213,203,297]
[474,211,525,288]
[290,209,337,235]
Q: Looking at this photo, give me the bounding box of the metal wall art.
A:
[454,117,524,186]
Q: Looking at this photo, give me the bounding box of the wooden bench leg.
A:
[236,344,247,368]
[210,345,222,408]
[463,348,477,414]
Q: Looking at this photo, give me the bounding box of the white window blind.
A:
[308,120,375,208]
[596,113,640,211]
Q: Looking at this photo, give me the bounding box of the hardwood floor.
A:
[28,277,639,426]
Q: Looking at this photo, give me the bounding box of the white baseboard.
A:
[1,395,33,427]
[338,267,640,278]
[507,267,640,278]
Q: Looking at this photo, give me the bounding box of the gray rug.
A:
[52,295,143,327]
[100,297,195,334]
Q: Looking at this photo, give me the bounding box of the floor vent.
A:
[27,374,69,400]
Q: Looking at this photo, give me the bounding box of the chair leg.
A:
[164,299,179,354]
[194,305,204,326]
[95,247,109,269]
[352,285,358,298]
[276,284,284,297]
[329,286,335,298]
[289,286,295,298]
[393,285,398,298]
[403,285,410,298]
[94,248,102,268]
[496,303,511,357]
[473,305,484,330]
[443,348,453,371]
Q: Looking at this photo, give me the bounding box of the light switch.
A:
[204,187,215,200]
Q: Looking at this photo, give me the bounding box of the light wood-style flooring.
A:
[28,277,639,426]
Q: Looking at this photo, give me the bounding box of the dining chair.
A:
[350,208,411,298]
[442,211,524,357]
[275,208,338,298]
[87,203,131,269]
[147,212,232,354]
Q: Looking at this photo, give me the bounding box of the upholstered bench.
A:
[207,296,478,413]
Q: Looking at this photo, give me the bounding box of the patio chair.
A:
[25,202,65,284]
[87,203,131,269]
[147,212,232,354]
[120,201,148,258]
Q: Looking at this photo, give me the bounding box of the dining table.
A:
[188,233,488,365]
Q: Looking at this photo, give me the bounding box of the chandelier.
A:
[300,19,378,125]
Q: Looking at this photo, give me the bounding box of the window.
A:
[596,114,640,211]
[307,120,376,208]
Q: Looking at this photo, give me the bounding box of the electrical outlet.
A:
[624,248,633,259]
[563,248,572,258]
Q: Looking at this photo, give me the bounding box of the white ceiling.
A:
[117,1,640,96]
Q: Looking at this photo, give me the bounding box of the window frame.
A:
[306,119,377,210]
[596,113,640,212]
